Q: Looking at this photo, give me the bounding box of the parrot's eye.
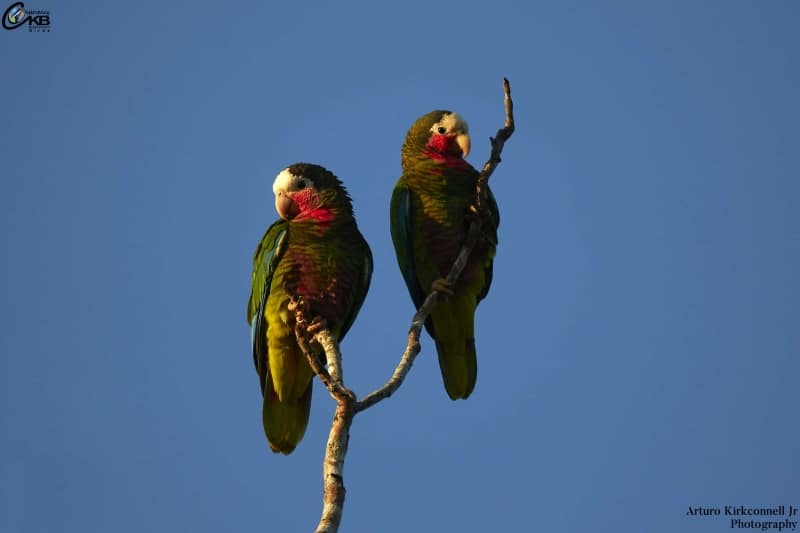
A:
[437,127,446,134]
[296,179,308,190]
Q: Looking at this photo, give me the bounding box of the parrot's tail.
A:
[435,337,478,400]
[262,379,312,455]
[431,298,478,400]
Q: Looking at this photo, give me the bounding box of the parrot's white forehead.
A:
[273,168,298,194]
[430,112,468,134]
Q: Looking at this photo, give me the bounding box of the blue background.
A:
[2,1,798,532]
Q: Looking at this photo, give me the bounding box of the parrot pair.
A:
[247,111,498,454]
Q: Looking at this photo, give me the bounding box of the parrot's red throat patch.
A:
[295,206,336,223]
[427,133,456,154]
[424,134,470,169]
[291,188,336,223]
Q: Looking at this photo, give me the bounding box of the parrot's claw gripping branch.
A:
[287,294,310,324]
[306,317,329,335]
[431,278,455,297]
[465,202,497,241]
[291,303,353,402]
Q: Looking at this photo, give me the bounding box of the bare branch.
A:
[357,77,515,412]
[292,318,356,533]
[314,329,347,388]
[477,77,515,211]
[285,293,354,531]
[315,393,354,533]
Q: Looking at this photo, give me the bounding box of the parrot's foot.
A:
[466,202,496,243]
[306,316,328,335]
[287,294,311,324]
[466,202,494,227]
[431,278,455,297]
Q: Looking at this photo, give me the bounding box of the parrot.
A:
[247,163,373,454]
[390,110,499,400]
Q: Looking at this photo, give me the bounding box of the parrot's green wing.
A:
[477,187,500,301]
[247,220,288,393]
[338,245,374,341]
[390,183,426,310]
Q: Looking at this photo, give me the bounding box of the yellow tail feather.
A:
[262,379,312,454]
[431,296,478,400]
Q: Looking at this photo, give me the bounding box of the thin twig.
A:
[476,77,515,211]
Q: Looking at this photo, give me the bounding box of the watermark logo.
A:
[5,2,24,25]
[2,2,50,32]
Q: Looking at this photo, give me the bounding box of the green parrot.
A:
[247,163,373,454]
[390,111,499,400]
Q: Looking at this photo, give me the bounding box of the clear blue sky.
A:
[1,1,798,532]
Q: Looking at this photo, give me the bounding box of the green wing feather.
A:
[248,220,313,454]
[247,220,287,393]
[389,182,426,310]
[477,187,500,301]
[338,244,374,341]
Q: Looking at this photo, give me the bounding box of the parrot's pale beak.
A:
[273,168,303,220]
[455,132,471,158]
[275,190,300,220]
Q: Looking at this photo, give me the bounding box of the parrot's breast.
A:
[279,224,367,338]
